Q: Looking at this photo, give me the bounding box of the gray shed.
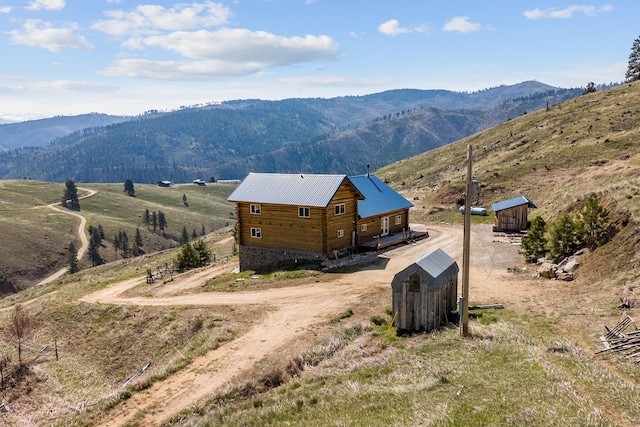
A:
[391,248,459,332]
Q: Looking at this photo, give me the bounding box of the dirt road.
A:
[83,223,536,426]
[36,188,96,286]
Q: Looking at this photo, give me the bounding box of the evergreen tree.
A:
[118,230,129,258]
[192,228,198,240]
[582,82,597,95]
[124,179,135,197]
[62,179,80,210]
[144,209,150,230]
[176,243,199,270]
[181,226,189,245]
[158,211,167,234]
[521,216,547,263]
[625,36,640,82]
[151,211,158,232]
[201,225,206,236]
[547,214,579,262]
[98,224,105,240]
[67,241,80,273]
[135,227,143,248]
[88,226,102,266]
[183,194,188,206]
[576,193,609,249]
[193,239,211,266]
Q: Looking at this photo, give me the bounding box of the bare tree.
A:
[5,305,33,366]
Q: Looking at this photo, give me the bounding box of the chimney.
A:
[366,163,370,177]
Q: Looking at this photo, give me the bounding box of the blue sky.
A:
[0,1,637,121]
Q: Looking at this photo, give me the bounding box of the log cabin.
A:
[227,172,414,271]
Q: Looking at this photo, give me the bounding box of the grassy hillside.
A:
[0,181,237,294]
[380,81,640,225]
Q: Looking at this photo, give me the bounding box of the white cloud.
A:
[139,28,338,62]
[0,6,12,13]
[102,29,339,80]
[8,20,95,52]
[26,0,65,11]
[92,2,232,36]
[378,19,428,36]
[523,5,613,19]
[442,16,482,33]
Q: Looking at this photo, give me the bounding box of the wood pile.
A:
[595,315,640,362]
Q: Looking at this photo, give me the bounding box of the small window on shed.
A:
[298,207,310,218]
[409,273,421,292]
[395,215,402,225]
[335,203,345,215]
[250,204,261,214]
[361,224,367,232]
[337,229,344,238]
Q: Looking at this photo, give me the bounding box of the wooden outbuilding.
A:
[391,248,459,332]
[491,196,537,232]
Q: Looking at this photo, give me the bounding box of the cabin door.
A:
[381,216,389,237]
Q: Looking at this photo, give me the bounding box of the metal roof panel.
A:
[227,173,349,207]
[491,196,537,212]
[349,174,414,218]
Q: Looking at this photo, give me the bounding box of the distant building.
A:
[227,172,417,271]
[491,196,537,232]
[157,180,172,187]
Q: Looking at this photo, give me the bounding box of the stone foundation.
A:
[238,246,326,272]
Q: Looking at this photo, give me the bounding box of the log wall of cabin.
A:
[357,208,411,241]
[495,205,529,232]
[325,184,359,252]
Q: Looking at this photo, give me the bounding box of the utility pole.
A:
[461,144,472,337]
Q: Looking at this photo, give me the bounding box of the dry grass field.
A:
[0,82,639,426]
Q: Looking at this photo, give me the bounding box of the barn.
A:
[391,248,459,332]
[491,196,537,232]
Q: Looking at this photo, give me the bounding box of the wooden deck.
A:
[359,224,429,250]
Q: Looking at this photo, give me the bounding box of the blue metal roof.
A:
[491,196,537,212]
[227,173,357,207]
[349,174,414,219]
[391,248,459,292]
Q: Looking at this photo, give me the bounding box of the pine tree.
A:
[151,211,158,232]
[67,241,80,273]
[124,179,135,197]
[577,193,609,249]
[192,228,198,240]
[158,211,167,234]
[626,36,640,82]
[547,214,579,262]
[181,226,189,245]
[144,209,150,230]
[521,216,547,263]
[135,227,143,248]
[62,179,80,210]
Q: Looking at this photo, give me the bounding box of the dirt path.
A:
[36,188,96,286]
[83,223,537,426]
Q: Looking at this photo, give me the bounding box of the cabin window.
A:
[250,204,261,215]
[395,215,402,225]
[250,228,261,238]
[409,273,421,292]
[298,207,310,218]
[337,229,344,238]
[361,224,367,232]
[334,203,345,215]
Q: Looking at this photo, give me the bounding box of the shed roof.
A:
[491,196,537,213]
[391,248,459,292]
[227,173,363,207]
[349,174,414,218]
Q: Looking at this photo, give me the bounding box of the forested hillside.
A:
[0,82,584,182]
[0,113,129,151]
